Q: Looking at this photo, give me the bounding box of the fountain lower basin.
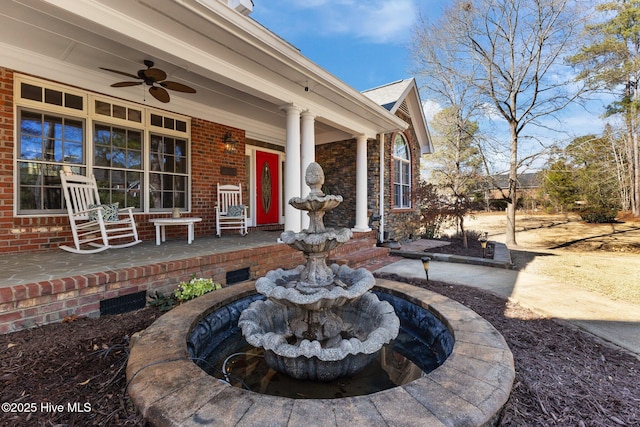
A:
[239,291,400,381]
[242,262,399,381]
[127,279,515,426]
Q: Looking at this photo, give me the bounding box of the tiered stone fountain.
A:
[238,162,399,381]
[126,161,515,426]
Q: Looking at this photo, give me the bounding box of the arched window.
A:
[393,133,411,208]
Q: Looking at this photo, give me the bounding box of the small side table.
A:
[149,217,202,245]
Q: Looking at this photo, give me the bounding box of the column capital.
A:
[353,134,369,142]
[301,110,316,119]
[280,103,304,114]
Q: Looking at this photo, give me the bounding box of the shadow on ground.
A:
[549,226,640,251]
[509,249,556,270]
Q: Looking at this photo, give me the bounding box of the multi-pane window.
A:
[17,110,85,213]
[93,124,143,209]
[15,75,190,215]
[149,134,188,210]
[393,133,411,208]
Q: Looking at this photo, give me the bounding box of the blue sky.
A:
[251,0,610,172]
[251,0,442,91]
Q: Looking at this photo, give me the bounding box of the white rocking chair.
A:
[215,183,248,237]
[59,171,141,254]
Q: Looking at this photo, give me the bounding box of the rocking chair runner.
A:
[215,183,248,237]
[59,171,141,253]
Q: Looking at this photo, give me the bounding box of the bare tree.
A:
[422,108,482,248]
[413,9,486,248]
[413,0,588,245]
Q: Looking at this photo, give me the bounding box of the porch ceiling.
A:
[1,0,407,145]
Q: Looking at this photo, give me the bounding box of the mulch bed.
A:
[376,273,639,427]
[0,309,159,426]
[403,235,493,259]
[1,276,638,426]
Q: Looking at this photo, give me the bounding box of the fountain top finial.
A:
[305,162,325,197]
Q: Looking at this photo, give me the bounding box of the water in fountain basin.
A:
[201,329,428,399]
[188,292,453,398]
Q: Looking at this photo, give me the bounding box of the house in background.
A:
[483,172,544,211]
[0,0,432,255]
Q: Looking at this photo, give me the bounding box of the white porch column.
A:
[282,104,302,232]
[353,134,371,232]
[300,110,316,230]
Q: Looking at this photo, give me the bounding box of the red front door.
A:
[256,151,279,225]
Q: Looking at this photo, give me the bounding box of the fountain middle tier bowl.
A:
[280,227,352,253]
[238,292,400,381]
[255,264,376,311]
[288,194,343,212]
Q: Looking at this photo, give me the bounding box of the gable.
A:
[363,79,433,156]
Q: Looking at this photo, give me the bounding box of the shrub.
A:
[148,291,176,311]
[465,229,484,242]
[174,276,222,302]
[579,207,618,223]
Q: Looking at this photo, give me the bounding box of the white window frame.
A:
[13,74,191,216]
[393,133,411,209]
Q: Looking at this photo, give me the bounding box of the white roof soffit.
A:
[28,0,407,139]
[404,83,434,155]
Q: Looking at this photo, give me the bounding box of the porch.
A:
[0,230,390,334]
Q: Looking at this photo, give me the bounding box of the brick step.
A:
[329,246,390,269]
[330,235,378,257]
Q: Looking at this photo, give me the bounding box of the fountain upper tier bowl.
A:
[280,227,351,254]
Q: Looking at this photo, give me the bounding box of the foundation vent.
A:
[226,267,251,285]
[100,291,147,316]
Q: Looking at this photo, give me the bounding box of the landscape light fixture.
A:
[421,256,431,281]
[480,232,489,258]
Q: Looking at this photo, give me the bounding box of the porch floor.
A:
[1,231,282,287]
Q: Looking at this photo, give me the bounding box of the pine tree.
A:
[569,0,640,216]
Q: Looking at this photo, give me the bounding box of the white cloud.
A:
[422,99,441,122]
[255,0,418,44]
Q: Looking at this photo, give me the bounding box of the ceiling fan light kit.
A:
[100,60,196,103]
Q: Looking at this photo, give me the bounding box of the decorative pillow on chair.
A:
[227,204,245,217]
[88,203,119,222]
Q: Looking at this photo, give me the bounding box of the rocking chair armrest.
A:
[74,206,104,217]
[117,206,135,214]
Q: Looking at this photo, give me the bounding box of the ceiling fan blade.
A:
[111,81,143,87]
[99,67,140,80]
[149,86,170,103]
[143,68,167,82]
[160,81,197,93]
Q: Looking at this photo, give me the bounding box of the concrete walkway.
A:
[375,258,640,358]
